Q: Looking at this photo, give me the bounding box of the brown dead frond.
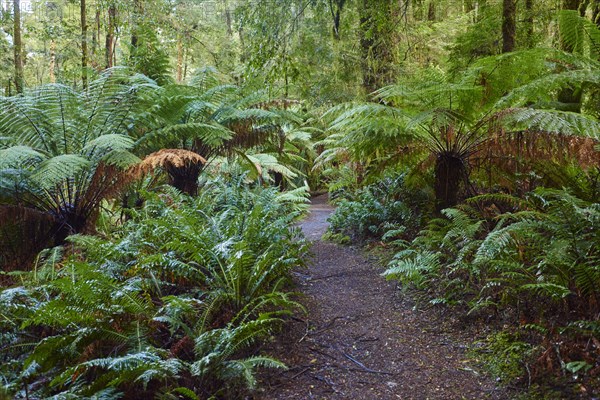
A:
[473,129,600,175]
[132,149,207,179]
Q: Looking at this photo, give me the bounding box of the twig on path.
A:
[308,346,337,360]
[308,316,344,337]
[289,366,311,380]
[342,352,395,375]
[310,272,348,281]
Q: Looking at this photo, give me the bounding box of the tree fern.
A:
[0,69,159,267]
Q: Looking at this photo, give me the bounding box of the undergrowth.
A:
[0,179,309,399]
[383,187,600,394]
[327,172,431,243]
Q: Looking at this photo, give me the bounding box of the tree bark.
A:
[502,0,516,52]
[360,0,396,94]
[105,4,116,68]
[525,0,534,47]
[49,39,56,83]
[434,152,465,211]
[176,33,184,82]
[13,0,24,93]
[91,8,100,68]
[81,0,88,89]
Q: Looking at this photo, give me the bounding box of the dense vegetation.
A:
[1,0,600,397]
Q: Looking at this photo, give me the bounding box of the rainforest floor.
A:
[255,194,516,400]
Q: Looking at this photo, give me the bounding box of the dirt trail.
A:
[257,195,511,399]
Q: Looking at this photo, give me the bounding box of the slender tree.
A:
[13,0,23,93]
[81,0,88,89]
[176,32,184,82]
[359,0,396,94]
[49,38,56,83]
[105,3,116,68]
[502,0,516,52]
[525,0,534,47]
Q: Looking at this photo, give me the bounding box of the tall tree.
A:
[359,0,397,94]
[81,0,88,89]
[502,0,516,52]
[105,3,116,68]
[13,0,23,93]
[525,0,534,47]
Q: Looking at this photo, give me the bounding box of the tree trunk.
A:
[502,0,516,52]
[13,0,24,93]
[105,4,116,68]
[176,33,184,82]
[170,166,200,196]
[434,152,465,211]
[359,0,396,95]
[49,39,56,83]
[525,0,534,47]
[81,0,88,89]
[184,44,189,81]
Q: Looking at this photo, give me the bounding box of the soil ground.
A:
[255,195,516,400]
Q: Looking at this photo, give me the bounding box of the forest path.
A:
[257,195,510,400]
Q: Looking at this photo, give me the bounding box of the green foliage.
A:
[135,73,314,190]
[0,179,307,398]
[471,332,535,383]
[129,25,173,86]
[327,172,429,242]
[384,188,600,315]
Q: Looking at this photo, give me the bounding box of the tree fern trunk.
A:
[434,153,465,211]
[169,166,200,196]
